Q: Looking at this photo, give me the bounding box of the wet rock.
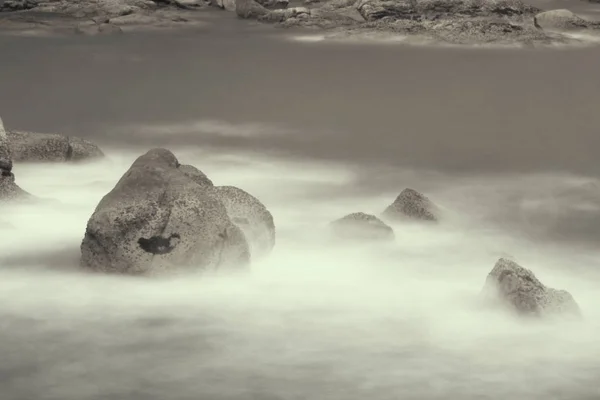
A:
[7,130,104,163]
[330,212,394,242]
[382,188,438,222]
[80,148,250,276]
[481,258,581,317]
[534,9,599,31]
[211,185,275,259]
[179,164,214,187]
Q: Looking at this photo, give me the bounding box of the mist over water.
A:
[2,140,600,399]
[2,9,600,396]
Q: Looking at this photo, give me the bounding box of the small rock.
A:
[211,185,276,259]
[330,212,394,242]
[382,188,438,222]
[0,117,30,201]
[481,258,581,317]
[75,22,124,35]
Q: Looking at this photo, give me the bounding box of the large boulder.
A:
[0,117,30,201]
[330,212,394,242]
[534,9,598,31]
[481,258,581,317]
[80,148,250,276]
[211,185,276,259]
[382,188,439,222]
[6,130,104,163]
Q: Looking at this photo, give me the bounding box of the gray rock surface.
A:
[7,130,104,163]
[382,188,438,222]
[481,258,581,317]
[179,164,214,187]
[534,9,599,31]
[211,185,275,259]
[330,212,394,242]
[80,148,250,276]
[0,117,30,201]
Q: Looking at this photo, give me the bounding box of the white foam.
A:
[2,142,600,399]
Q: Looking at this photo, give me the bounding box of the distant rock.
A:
[330,212,394,242]
[382,188,438,222]
[7,130,104,163]
[211,185,276,259]
[534,9,599,31]
[80,148,250,275]
[0,0,39,12]
[481,258,581,317]
[0,117,30,201]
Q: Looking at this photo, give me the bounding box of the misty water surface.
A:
[1,9,600,399]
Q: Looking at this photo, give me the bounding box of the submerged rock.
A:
[382,188,438,222]
[534,9,600,31]
[481,258,581,317]
[211,185,276,259]
[330,212,394,242]
[7,130,104,163]
[80,148,250,275]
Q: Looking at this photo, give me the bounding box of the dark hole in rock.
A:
[138,233,181,255]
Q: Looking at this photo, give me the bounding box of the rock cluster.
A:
[2,0,598,45]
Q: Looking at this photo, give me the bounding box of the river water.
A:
[1,7,600,399]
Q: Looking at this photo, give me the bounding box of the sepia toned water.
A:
[1,7,600,399]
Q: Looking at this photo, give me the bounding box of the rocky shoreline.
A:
[0,0,599,46]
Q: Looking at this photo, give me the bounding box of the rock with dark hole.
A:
[382,188,439,222]
[211,185,275,259]
[330,212,394,242]
[80,148,250,275]
[6,130,104,163]
[481,258,581,317]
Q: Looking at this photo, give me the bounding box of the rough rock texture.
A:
[330,212,394,242]
[211,185,275,259]
[7,130,104,163]
[0,117,30,201]
[356,0,539,22]
[482,258,581,317]
[80,148,250,275]
[179,164,214,187]
[382,188,438,222]
[534,9,600,31]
